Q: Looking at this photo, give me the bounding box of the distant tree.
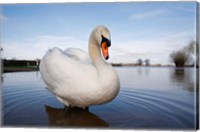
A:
[35,58,40,69]
[137,59,143,66]
[184,40,195,54]
[170,49,189,67]
[183,40,198,66]
[144,59,150,66]
[169,40,199,67]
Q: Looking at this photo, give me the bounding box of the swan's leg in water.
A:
[64,105,89,111]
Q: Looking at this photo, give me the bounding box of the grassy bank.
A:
[3,66,39,73]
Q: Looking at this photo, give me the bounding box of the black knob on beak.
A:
[101,35,111,47]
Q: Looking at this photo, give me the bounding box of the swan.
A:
[39,26,120,108]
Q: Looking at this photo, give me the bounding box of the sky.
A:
[0,2,197,64]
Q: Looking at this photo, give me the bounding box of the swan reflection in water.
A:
[45,105,109,127]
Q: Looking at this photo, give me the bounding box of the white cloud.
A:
[109,40,169,64]
[2,35,87,60]
[129,9,169,20]
[108,31,193,64]
[2,30,193,65]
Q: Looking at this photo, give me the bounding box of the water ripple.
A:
[91,88,195,128]
[2,69,196,129]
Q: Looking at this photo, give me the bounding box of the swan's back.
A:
[40,47,97,84]
[64,48,92,64]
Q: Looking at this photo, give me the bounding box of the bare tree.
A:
[35,58,40,69]
[169,40,198,67]
[184,40,195,54]
[170,49,189,67]
[184,40,198,67]
[137,59,143,66]
[144,59,150,66]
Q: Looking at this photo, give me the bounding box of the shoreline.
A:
[2,65,197,73]
[3,66,39,73]
[2,59,196,73]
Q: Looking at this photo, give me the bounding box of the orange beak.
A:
[101,41,109,60]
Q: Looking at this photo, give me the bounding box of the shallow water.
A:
[2,67,198,129]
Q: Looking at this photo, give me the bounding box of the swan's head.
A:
[94,26,111,60]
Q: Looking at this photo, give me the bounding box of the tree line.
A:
[170,40,198,67]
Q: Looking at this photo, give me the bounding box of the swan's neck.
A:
[88,31,119,90]
[88,33,106,66]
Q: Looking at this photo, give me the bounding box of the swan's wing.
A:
[63,48,92,64]
[39,48,97,100]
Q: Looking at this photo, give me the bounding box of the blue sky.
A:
[1,2,197,64]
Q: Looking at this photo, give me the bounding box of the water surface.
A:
[2,67,197,129]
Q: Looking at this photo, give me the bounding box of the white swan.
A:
[39,26,120,108]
